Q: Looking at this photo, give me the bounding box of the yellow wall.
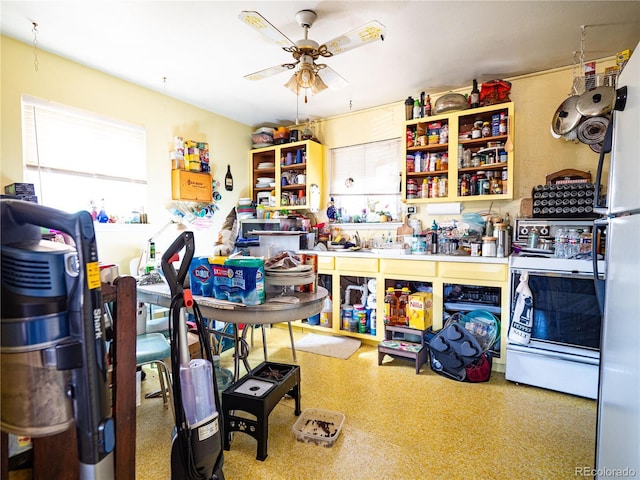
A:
[1,35,252,269]
[1,33,615,266]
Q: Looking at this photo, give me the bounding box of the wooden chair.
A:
[1,276,138,480]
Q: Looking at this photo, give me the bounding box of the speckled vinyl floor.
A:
[129,325,597,480]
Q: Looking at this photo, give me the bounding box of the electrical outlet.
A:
[406,205,417,215]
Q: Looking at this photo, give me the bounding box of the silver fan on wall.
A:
[239,10,385,102]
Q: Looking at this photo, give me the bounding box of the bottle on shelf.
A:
[383,287,399,326]
[421,178,428,198]
[567,228,580,258]
[470,79,480,108]
[554,228,567,258]
[425,95,432,117]
[370,308,377,336]
[420,91,425,118]
[97,198,109,223]
[405,96,414,121]
[398,287,411,326]
[413,98,421,119]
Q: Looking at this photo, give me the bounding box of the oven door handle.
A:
[511,269,597,280]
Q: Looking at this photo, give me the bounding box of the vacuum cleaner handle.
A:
[161,231,195,299]
[0,200,114,479]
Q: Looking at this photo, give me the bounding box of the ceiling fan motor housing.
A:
[296,10,317,29]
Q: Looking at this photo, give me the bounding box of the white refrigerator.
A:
[594,41,640,478]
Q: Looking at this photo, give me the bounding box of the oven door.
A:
[510,269,602,352]
[506,268,602,398]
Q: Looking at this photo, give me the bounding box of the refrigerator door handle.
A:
[594,114,615,212]
[592,218,608,316]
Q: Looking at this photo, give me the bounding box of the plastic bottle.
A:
[567,229,580,258]
[413,98,421,119]
[421,178,428,198]
[383,287,399,326]
[320,296,332,328]
[554,228,567,258]
[405,96,414,121]
[370,308,377,336]
[398,287,411,326]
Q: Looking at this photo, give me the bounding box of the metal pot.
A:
[577,116,609,145]
[434,93,469,114]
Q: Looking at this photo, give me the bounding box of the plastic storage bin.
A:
[292,408,345,447]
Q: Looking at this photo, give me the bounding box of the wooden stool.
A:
[222,362,301,460]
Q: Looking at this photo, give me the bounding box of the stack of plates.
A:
[256,177,275,188]
[265,265,315,286]
[257,162,275,170]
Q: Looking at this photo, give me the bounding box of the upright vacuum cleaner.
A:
[161,231,224,480]
[0,199,114,479]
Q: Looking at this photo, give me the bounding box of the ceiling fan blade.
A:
[239,11,295,48]
[244,64,294,81]
[318,66,348,91]
[322,20,386,56]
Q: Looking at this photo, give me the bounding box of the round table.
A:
[137,284,328,379]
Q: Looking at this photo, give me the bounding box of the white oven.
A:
[506,219,605,399]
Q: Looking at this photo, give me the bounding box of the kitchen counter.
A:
[298,248,509,264]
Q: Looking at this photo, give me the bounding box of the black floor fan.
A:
[161,231,224,480]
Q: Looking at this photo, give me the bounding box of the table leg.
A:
[232,325,252,381]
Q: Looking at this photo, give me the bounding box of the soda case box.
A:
[189,256,214,296]
[407,292,433,330]
[212,257,265,305]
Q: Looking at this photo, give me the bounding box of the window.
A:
[21,95,147,220]
[329,138,402,221]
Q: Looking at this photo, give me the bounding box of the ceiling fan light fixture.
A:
[310,73,328,94]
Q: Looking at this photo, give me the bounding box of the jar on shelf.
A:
[472,121,483,139]
[490,175,502,195]
[462,149,472,168]
[406,179,419,199]
[481,121,491,137]
[406,155,415,173]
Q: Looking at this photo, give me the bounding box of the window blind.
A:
[328,138,402,220]
[329,138,402,196]
[21,95,147,218]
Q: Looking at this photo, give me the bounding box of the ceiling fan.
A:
[239,10,386,103]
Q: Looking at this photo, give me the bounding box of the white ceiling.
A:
[2,1,639,128]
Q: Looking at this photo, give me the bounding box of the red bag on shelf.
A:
[480,80,512,105]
